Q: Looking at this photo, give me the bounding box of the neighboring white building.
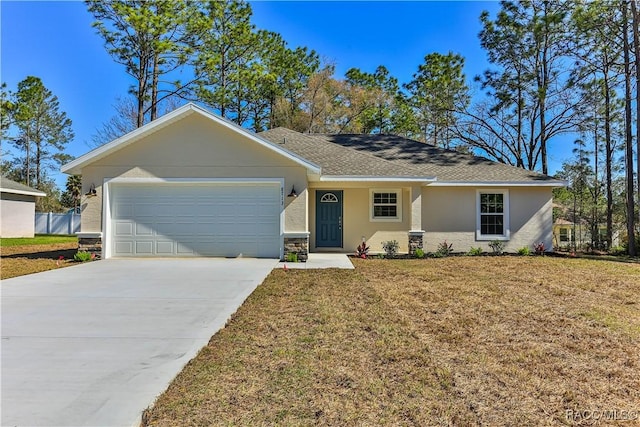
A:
[0,176,46,238]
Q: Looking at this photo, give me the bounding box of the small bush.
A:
[286,252,298,263]
[74,251,92,262]
[382,240,399,258]
[610,246,626,256]
[489,240,505,255]
[517,246,531,256]
[355,241,370,259]
[414,248,425,258]
[468,246,483,256]
[434,240,453,258]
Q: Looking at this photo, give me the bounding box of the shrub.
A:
[286,252,298,263]
[355,241,370,259]
[414,248,425,258]
[468,246,483,256]
[610,246,626,256]
[434,240,453,258]
[381,240,399,258]
[517,246,531,256]
[533,242,545,255]
[488,240,505,255]
[74,251,92,262]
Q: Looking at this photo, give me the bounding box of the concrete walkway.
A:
[277,253,354,270]
[1,258,278,427]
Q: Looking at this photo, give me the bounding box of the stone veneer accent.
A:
[408,231,424,255]
[283,236,309,262]
[78,237,102,259]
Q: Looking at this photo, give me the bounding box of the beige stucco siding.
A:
[422,186,553,253]
[79,113,308,233]
[0,193,37,238]
[309,184,411,253]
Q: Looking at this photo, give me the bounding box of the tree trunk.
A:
[34,123,41,187]
[137,75,145,128]
[24,135,31,187]
[604,72,613,250]
[516,69,524,168]
[151,52,159,121]
[592,87,600,249]
[622,0,636,256]
[631,0,640,227]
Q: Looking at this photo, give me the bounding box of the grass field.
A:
[0,234,77,247]
[1,235,78,279]
[142,257,640,426]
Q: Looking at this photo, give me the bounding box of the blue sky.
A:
[1,1,571,187]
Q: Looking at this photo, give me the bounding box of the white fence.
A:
[35,212,81,235]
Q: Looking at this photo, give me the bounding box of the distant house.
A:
[62,103,565,260]
[552,218,619,250]
[0,177,46,238]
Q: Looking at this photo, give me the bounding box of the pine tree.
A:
[9,76,74,188]
[404,52,469,148]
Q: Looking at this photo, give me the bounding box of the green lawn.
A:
[142,257,640,426]
[0,234,77,247]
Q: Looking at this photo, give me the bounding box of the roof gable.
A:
[62,103,320,175]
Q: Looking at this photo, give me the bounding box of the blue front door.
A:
[316,190,343,247]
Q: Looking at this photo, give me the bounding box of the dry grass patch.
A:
[143,257,640,427]
[1,241,78,279]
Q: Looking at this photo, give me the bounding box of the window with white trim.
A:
[559,228,572,243]
[476,190,509,240]
[370,189,402,222]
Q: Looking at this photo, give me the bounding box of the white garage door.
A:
[110,183,281,258]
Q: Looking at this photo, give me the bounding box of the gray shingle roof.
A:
[259,128,430,178]
[0,176,46,196]
[259,128,559,183]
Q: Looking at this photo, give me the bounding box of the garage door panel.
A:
[135,241,153,254]
[155,241,174,255]
[135,223,154,236]
[114,222,133,236]
[115,204,133,219]
[115,241,133,255]
[176,243,195,254]
[110,183,281,258]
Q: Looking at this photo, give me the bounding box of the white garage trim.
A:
[102,177,285,259]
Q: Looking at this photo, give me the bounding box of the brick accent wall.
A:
[78,237,102,259]
[284,236,309,262]
[408,231,424,255]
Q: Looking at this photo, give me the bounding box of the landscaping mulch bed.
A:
[1,242,78,279]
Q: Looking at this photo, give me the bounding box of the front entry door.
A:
[316,190,343,247]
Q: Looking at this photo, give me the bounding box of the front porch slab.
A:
[276,253,354,270]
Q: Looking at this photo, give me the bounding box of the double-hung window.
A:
[476,190,509,240]
[370,189,402,222]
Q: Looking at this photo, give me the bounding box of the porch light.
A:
[85,183,97,197]
[287,185,298,198]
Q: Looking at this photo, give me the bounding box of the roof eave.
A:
[427,180,566,187]
[315,175,437,183]
[0,188,47,197]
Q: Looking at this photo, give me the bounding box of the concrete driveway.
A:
[1,258,278,427]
